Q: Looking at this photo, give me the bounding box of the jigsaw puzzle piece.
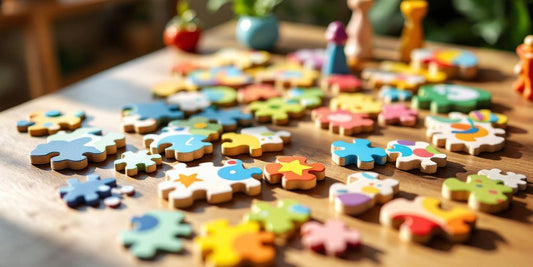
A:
[301,219,362,257]
[167,117,223,141]
[192,107,252,132]
[412,84,491,113]
[59,174,116,207]
[321,74,362,93]
[478,168,527,193]
[263,156,326,190]
[114,150,162,176]
[378,103,418,127]
[17,109,85,136]
[144,128,212,162]
[122,101,184,134]
[237,84,280,104]
[202,86,238,107]
[386,140,447,174]
[331,139,387,169]
[31,136,106,170]
[330,93,382,118]
[286,87,325,108]
[378,86,412,103]
[249,97,305,125]
[467,109,508,128]
[167,91,211,115]
[312,107,374,136]
[221,126,291,157]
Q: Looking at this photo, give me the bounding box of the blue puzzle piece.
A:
[30,137,104,170]
[122,101,183,126]
[59,174,116,208]
[331,138,387,169]
[192,107,252,130]
[217,159,262,181]
[379,86,412,102]
[156,134,211,154]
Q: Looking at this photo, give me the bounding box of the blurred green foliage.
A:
[276,0,532,51]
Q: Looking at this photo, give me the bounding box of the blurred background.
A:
[0,0,531,111]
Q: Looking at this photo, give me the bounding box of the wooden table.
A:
[1,22,531,267]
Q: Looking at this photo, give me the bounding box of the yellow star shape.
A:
[277,160,312,176]
[174,173,203,188]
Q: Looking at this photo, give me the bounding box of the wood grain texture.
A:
[0,22,532,266]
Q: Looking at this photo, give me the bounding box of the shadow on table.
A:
[427,227,506,252]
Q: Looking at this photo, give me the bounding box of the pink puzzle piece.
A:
[312,107,374,136]
[378,103,418,127]
[301,219,361,257]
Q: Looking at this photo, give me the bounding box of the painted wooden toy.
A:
[425,112,505,155]
[192,107,252,132]
[380,196,477,243]
[513,35,533,101]
[213,48,271,69]
[322,21,350,76]
[167,116,223,141]
[255,63,319,89]
[46,127,125,154]
[345,0,374,67]
[412,84,492,113]
[321,74,363,93]
[60,174,116,208]
[399,0,427,62]
[467,109,508,128]
[378,103,418,127]
[195,219,275,267]
[442,174,513,213]
[237,84,280,104]
[244,199,310,239]
[301,219,362,257]
[330,93,382,118]
[122,101,183,134]
[380,61,447,84]
[249,97,306,125]
[386,140,447,174]
[17,109,85,136]
[312,107,374,136]
[221,126,291,157]
[361,68,426,91]
[411,48,479,79]
[263,156,326,190]
[329,172,399,215]
[171,61,204,76]
[478,169,527,193]
[378,86,412,103]
[331,138,387,169]
[287,48,326,70]
[167,91,211,115]
[188,66,253,88]
[152,78,198,98]
[286,87,325,108]
[201,86,238,107]
[114,150,162,177]
[144,126,212,162]
[159,160,262,208]
[121,211,192,259]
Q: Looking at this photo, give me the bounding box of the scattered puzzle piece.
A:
[478,168,527,193]
[47,127,126,154]
[329,172,399,215]
[194,219,275,267]
[312,107,374,136]
[192,107,252,132]
[17,109,85,136]
[213,48,271,69]
[171,61,203,76]
[144,127,212,162]
[237,84,280,104]
[59,174,116,207]
[301,219,362,257]
[202,86,238,107]
[114,150,162,176]
[255,63,319,89]
[361,68,426,91]
[263,156,325,190]
[167,117,223,141]
[425,113,506,155]
[121,211,192,259]
[152,78,198,98]
[378,103,418,127]
[331,139,387,169]
[221,126,291,157]
[188,66,252,88]
[330,93,382,118]
[321,74,362,93]
[286,87,325,108]
[412,84,491,113]
[249,97,305,125]
[380,196,477,243]
[287,48,326,70]
[122,101,183,134]
[244,199,311,238]
[411,48,479,79]
[386,140,447,174]
[159,159,262,208]
[442,174,513,213]
[380,61,447,84]
[167,91,211,115]
[467,109,508,128]
[378,86,412,103]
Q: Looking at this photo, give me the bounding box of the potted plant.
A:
[208,0,284,50]
[163,0,202,52]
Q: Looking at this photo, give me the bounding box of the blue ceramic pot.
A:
[236,15,279,51]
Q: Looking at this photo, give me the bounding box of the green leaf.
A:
[452,0,503,21]
[508,0,532,48]
[369,0,403,34]
[208,0,233,12]
[473,19,506,45]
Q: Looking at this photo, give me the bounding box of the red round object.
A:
[164,25,202,53]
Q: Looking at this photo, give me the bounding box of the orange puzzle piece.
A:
[264,156,326,190]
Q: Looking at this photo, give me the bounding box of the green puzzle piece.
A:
[249,97,305,123]
[114,150,162,176]
[167,117,222,141]
[48,127,125,152]
[443,175,513,206]
[286,87,325,108]
[121,211,192,259]
[412,84,491,113]
[244,199,310,235]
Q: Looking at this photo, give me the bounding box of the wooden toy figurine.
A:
[399,0,427,62]
[345,0,374,68]
[322,21,350,76]
[513,35,533,101]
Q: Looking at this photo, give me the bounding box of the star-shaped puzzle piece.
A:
[167,117,223,141]
[114,150,162,177]
[412,84,491,113]
[331,139,387,169]
[312,107,374,136]
[122,101,184,134]
[263,156,325,190]
[478,168,527,193]
[330,93,382,118]
[386,140,447,174]
[192,107,252,132]
[17,109,85,136]
[144,127,212,162]
[121,211,192,259]
[379,103,418,127]
[221,126,291,157]
[59,174,116,207]
[442,174,513,213]
[301,219,362,257]
[249,97,305,125]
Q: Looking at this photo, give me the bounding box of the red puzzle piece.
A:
[264,156,326,190]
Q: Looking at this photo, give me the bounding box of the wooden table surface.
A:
[1,22,532,267]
